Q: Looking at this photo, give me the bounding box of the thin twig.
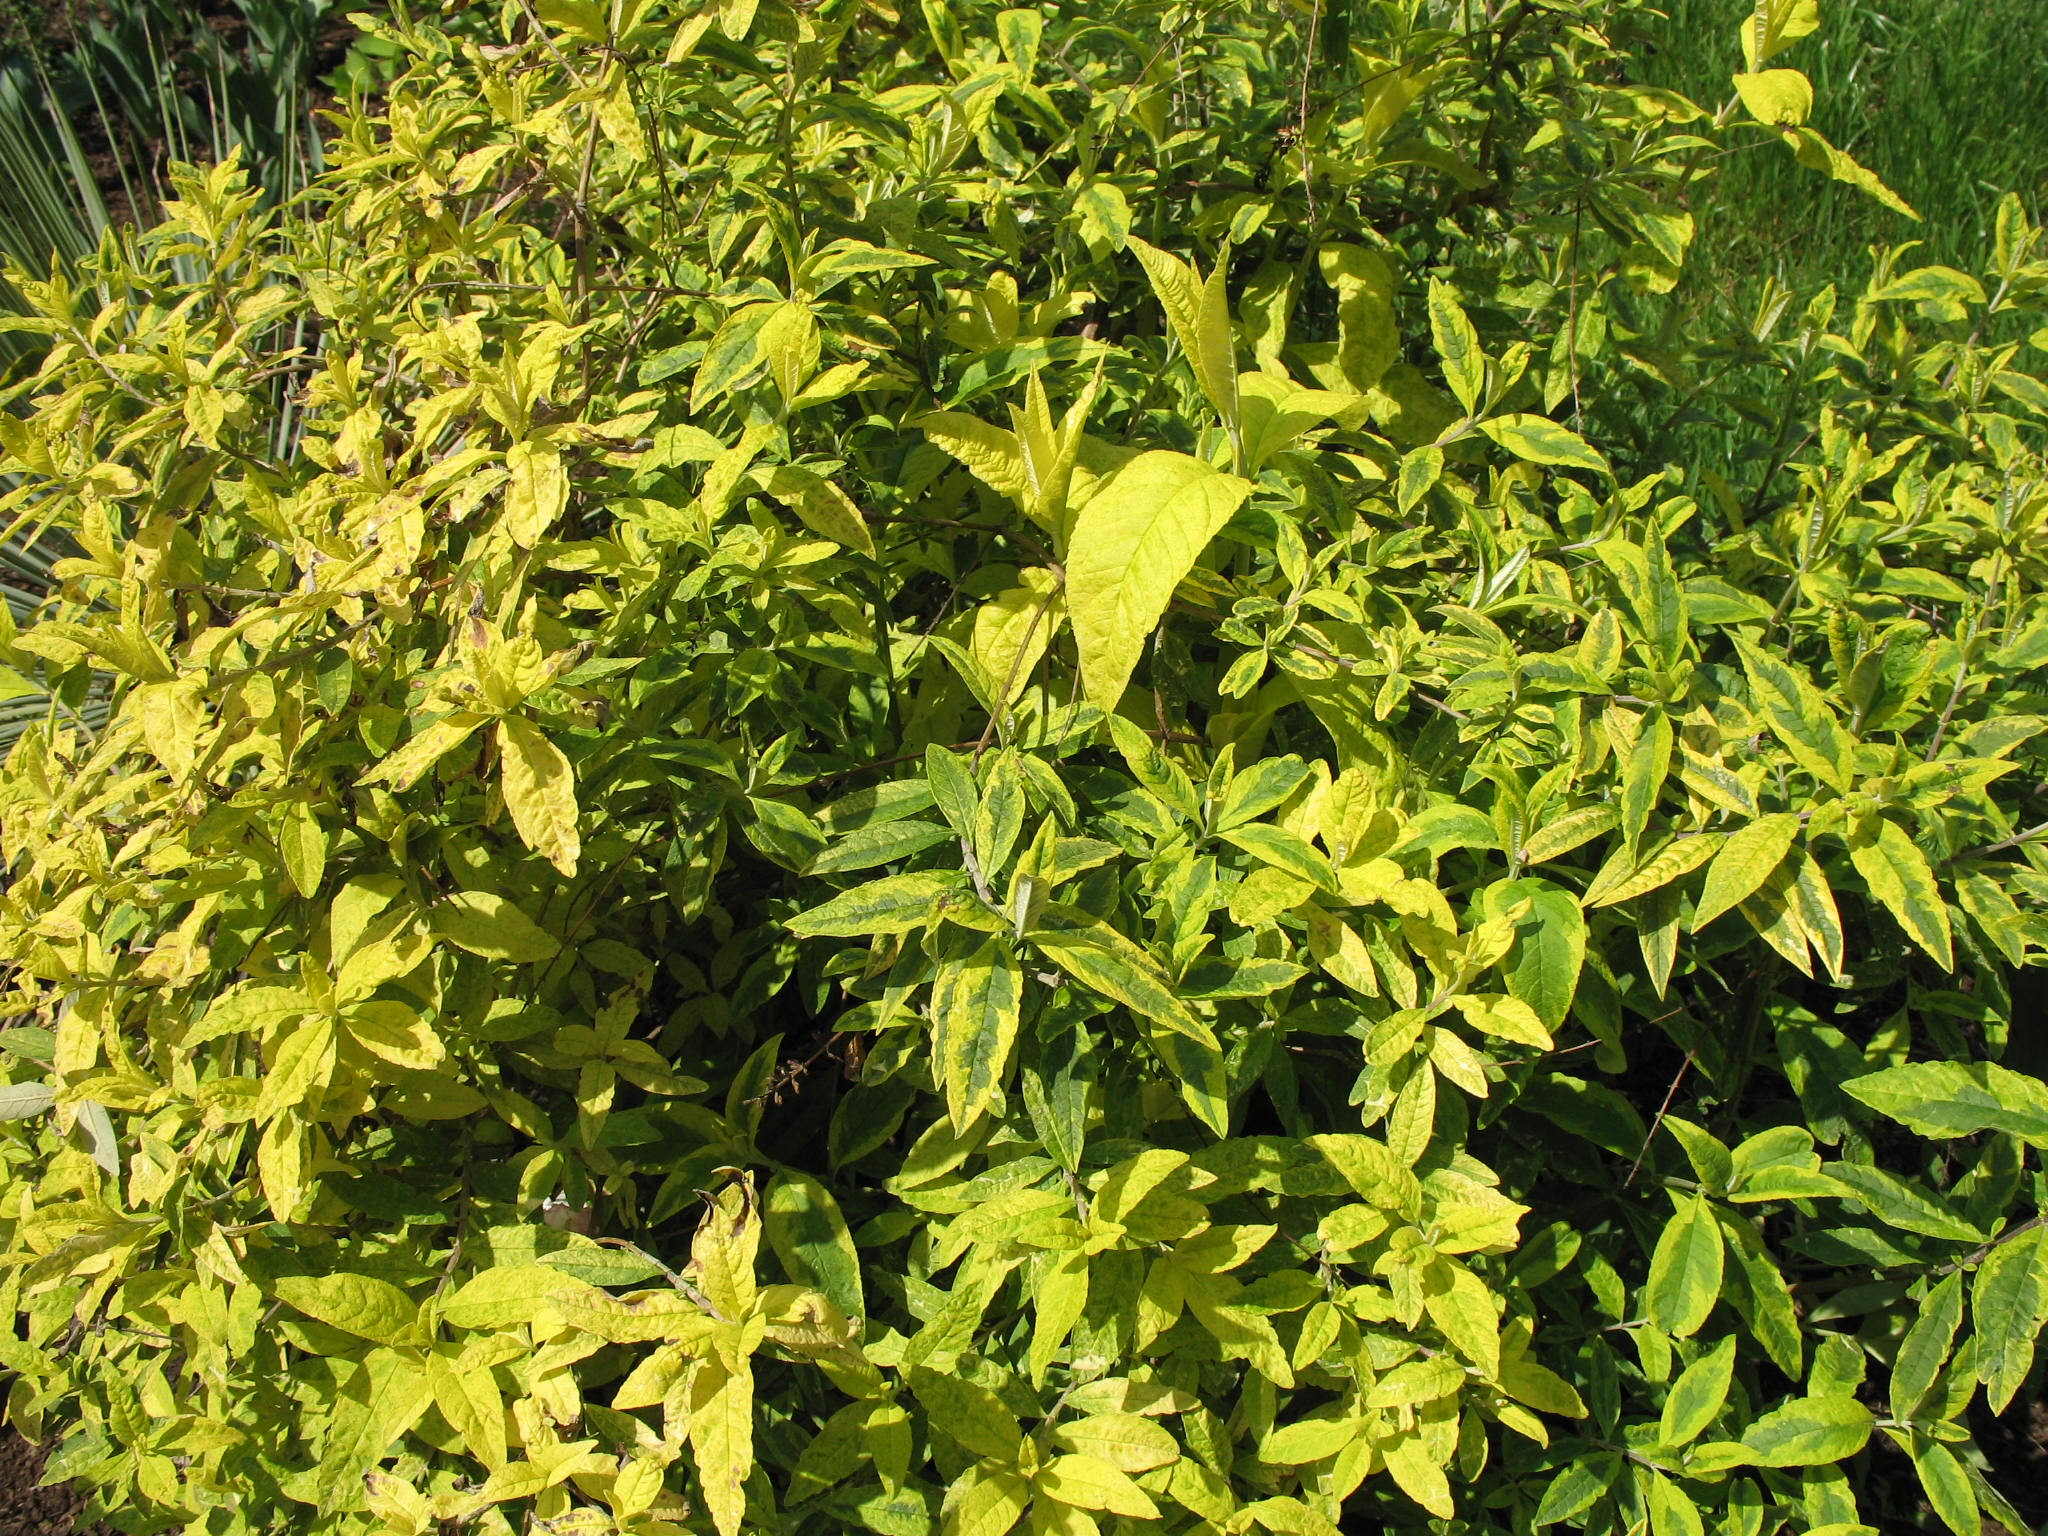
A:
[1624,1051,1695,1188]
[1947,819,2048,865]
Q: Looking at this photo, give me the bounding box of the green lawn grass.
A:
[1636,0,2048,291]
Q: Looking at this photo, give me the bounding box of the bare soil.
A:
[0,1429,107,1536]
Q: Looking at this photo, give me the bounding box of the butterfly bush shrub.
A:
[1,0,2047,1532]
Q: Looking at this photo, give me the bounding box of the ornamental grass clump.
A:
[2,2,2048,1533]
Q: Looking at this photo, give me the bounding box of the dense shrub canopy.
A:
[3,1,2048,1533]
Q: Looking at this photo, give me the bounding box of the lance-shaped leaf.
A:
[278,801,327,899]
[1781,126,1919,218]
[933,938,1024,1130]
[1827,1162,1983,1242]
[1973,1226,2048,1412]
[1660,1334,1735,1446]
[1317,243,1399,390]
[1847,817,1952,969]
[1891,1271,1963,1421]
[431,891,559,962]
[1150,1019,1231,1136]
[505,438,567,547]
[1478,414,1609,475]
[314,1350,430,1508]
[1910,1431,1978,1536]
[1427,278,1484,415]
[1485,877,1585,1034]
[764,1170,864,1321]
[1741,0,1820,69]
[689,1356,754,1536]
[760,464,875,556]
[1843,1059,2048,1145]
[1126,237,1239,431]
[273,1272,417,1343]
[1694,813,1803,930]
[1740,1395,1873,1467]
[907,1366,1023,1460]
[969,567,1065,713]
[1733,637,1853,792]
[1010,366,1100,532]
[1038,1452,1160,1517]
[362,711,488,792]
[921,410,1028,504]
[1029,911,1215,1047]
[1066,450,1251,708]
[499,716,581,877]
[788,870,971,937]
[1645,1194,1723,1337]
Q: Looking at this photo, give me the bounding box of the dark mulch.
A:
[0,1429,108,1536]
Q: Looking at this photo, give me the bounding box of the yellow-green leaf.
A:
[1645,1195,1723,1338]
[1381,1433,1455,1518]
[441,1263,582,1329]
[1782,126,1919,219]
[1584,833,1722,909]
[970,567,1064,711]
[1732,68,1812,125]
[947,1470,1030,1536]
[689,1357,754,1536]
[1317,243,1399,391]
[1028,1249,1090,1387]
[278,802,328,900]
[1035,1452,1159,1517]
[506,439,567,548]
[1424,1258,1502,1375]
[431,890,559,962]
[1740,1395,1872,1467]
[933,939,1023,1131]
[545,1284,716,1344]
[1072,180,1132,254]
[1497,1357,1588,1419]
[691,302,776,411]
[1843,1059,2048,1145]
[764,1169,865,1321]
[1126,237,1238,431]
[254,1017,336,1123]
[1244,1494,1345,1536]
[691,1179,761,1321]
[1219,822,1338,891]
[1741,0,1819,70]
[1733,637,1854,792]
[1307,1133,1423,1220]
[788,870,970,937]
[1911,1431,1979,1536]
[1847,818,1952,969]
[1427,278,1484,415]
[1028,915,1214,1046]
[908,1366,1024,1460]
[762,463,876,557]
[498,716,581,876]
[1051,1413,1179,1473]
[1477,414,1609,475]
[1973,1226,2048,1413]
[1454,993,1552,1050]
[1066,450,1251,708]
[922,412,1029,504]
[1659,1335,1734,1446]
[273,1272,417,1343]
[755,301,820,404]
[1694,813,1802,930]
[363,711,488,792]
[1890,1271,1963,1421]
